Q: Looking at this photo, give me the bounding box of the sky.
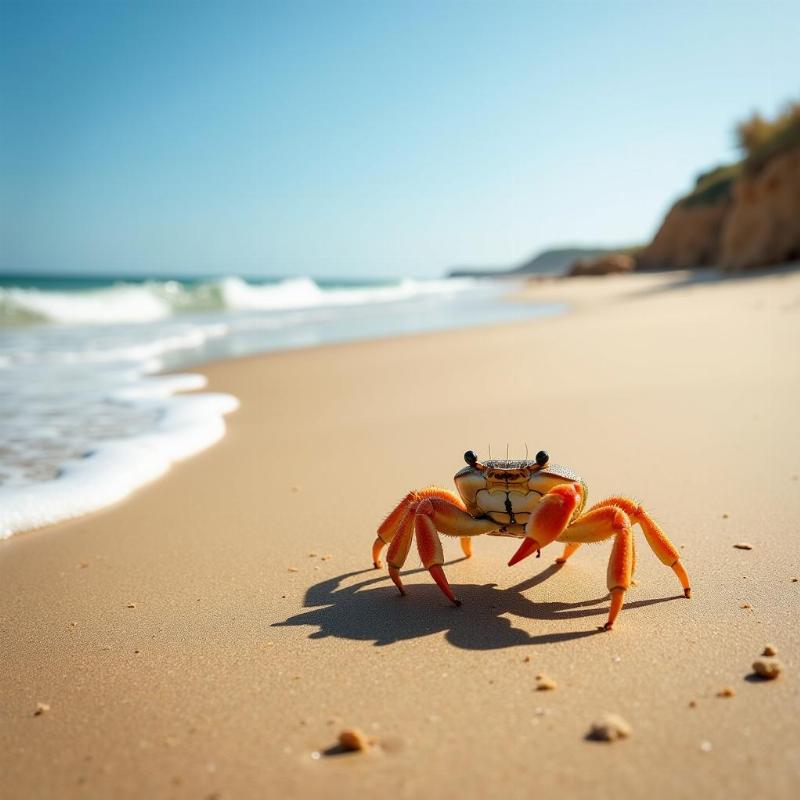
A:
[1,0,798,279]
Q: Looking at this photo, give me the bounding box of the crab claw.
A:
[508,537,540,566]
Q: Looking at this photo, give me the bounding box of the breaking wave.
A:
[0,275,476,327]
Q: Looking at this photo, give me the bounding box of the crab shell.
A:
[453,459,587,532]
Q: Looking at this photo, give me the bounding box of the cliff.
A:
[638,103,800,272]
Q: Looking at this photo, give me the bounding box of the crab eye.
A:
[464,450,478,466]
[535,450,549,466]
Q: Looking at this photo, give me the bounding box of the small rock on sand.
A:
[752,657,783,680]
[762,644,778,656]
[535,674,557,691]
[733,543,753,550]
[740,603,752,609]
[34,702,50,716]
[126,603,136,609]
[287,567,299,573]
[338,728,371,752]
[587,713,631,742]
[716,687,736,698]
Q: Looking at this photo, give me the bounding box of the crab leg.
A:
[558,505,634,629]
[374,487,465,568]
[415,499,461,606]
[386,511,415,595]
[555,542,582,564]
[583,496,690,597]
[508,483,583,566]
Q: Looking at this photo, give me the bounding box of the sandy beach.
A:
[2,268,799,799]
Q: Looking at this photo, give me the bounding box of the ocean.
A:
[0,272,564,538]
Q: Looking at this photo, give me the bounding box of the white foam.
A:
[0,376,238,539]
[0,275,477,326]
[3,284,173,324]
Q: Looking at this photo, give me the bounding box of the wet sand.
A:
[2,267,799,798]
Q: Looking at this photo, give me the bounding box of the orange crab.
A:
[372,450,691,630]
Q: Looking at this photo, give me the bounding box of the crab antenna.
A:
[488,444,492,460]
[525,442,529,461]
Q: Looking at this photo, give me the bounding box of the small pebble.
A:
[535,673,557,691]
[126,603,136,609]
[716,687,736,698]
[34,702,50,716]
[700,740,713,753]
[587,713,631,742]
[338,728,371,752]
[752,657,783,680]
[722,513,729,519]
[740,603,752,609]
[321,555,333,561]
[688,700,698,708]
[308,552,318,558]
[762,644,778,656]
[523,655,531,663]
[733,543,753,550]
[791,578,798,583]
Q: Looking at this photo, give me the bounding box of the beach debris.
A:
[34,702,50,716]
[586,713,632,742]
[740,602,752,609]
[126,603,136,608]
[733,543,753,550]
[752,657,783,680]
[535,673,557,691]
[338,728,371,752]
[287,567,299,573]
[792,578,799,583]
[716,687,736,698]
[762,644,778,656]
[700,740,713,753]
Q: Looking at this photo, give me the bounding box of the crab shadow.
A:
[273,560,684,650]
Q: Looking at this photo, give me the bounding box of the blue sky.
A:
[1,0,798,279]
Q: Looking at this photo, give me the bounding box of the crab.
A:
[372,450,691,630]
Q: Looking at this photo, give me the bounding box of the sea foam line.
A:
[0,375,239,539]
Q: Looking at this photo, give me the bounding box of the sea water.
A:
[0,273,564,537]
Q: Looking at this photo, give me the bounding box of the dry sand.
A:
[2,267,799,799]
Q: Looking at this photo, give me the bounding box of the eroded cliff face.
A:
[719,147,800,270]
[638,144,800,271]
[638,201,728,270]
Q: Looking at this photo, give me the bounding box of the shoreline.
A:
[2,267,799,799]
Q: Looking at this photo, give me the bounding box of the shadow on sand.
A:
[273,559,684,650]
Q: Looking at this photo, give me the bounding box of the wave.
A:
[0,275,477,327]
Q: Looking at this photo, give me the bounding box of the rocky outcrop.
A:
[638,201,728,270]
[638,139,800,272]
[567,253,635,276]
[719,147,800,270]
